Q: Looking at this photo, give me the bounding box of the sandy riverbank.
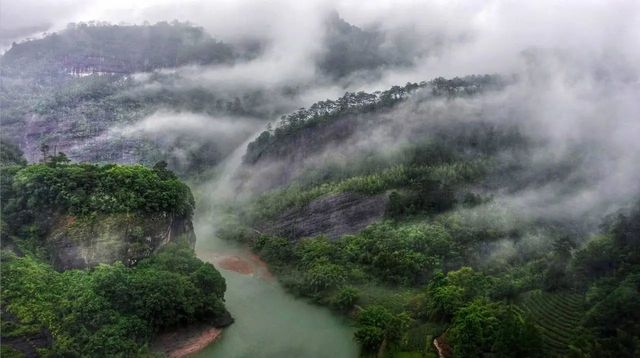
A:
[153,324,222,358]
[203,252,273,280]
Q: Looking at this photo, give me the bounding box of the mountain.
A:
[0,21,236,79]
[217,76,640,357]
[0,23,266,174]
[1,16,638,358]
[318,12,420,80]
[0,16,423,175]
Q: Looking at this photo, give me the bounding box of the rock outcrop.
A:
[47,212,195,270]
[262,192,388,240]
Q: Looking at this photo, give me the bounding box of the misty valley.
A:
[1,3,639,358]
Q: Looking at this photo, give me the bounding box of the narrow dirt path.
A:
[433,335,452,358]
[433,338,444,358]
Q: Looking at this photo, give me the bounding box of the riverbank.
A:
[189,165,358,358]
[152,324,222,358]
[192,242,358,357]
[199,250,274,280]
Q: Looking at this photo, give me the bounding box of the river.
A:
[193,236,358,358]
[189,141,359,358]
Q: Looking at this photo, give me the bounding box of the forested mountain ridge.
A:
[0,143,232,357]
[1,21,238,79]
[0,16,432,175]
[318,12,405,79]
[318,11,436,80]
[244,75,503,165]
[217,75,640,357]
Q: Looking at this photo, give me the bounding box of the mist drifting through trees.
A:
[1,1,639,357]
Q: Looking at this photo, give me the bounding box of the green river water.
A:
[188,138,359,357]
[192,212,359,358]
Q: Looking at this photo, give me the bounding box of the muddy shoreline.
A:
[201,251,274,280]
[153,324,222,358]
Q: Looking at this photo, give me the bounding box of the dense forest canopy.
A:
[1,148,194,244]
[1,244,229,356]
[0,143,230,357]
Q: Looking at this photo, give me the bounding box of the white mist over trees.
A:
[2,1,640,357]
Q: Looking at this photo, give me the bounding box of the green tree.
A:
[253,235,294,264]
[354,305,411,352]
[331,286,359,311]
[304,262,347,293]
[1,245,229,356]
[449,299,541,358]
[424,267,489,320]
[48,152,71,166]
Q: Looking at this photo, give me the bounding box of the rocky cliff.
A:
[261,192,388,240]
[48,212,196,270]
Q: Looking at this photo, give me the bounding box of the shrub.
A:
[354,305,412,352]
[331,287,360,311]
[253,235,295,264]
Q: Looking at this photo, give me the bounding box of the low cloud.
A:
[112,111,260,142]
[4,0,639,236]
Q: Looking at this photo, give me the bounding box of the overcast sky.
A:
[4,1,636,84]
[2,1,638,59]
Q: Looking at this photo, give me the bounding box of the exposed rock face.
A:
[16,112,147,164]
[262,192,388,240]
[47,212,196,270]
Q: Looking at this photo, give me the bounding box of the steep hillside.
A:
[319,12,405,79]
[216,76,640,357]
[318,12,434,80]
[0,23,260,174]
[241,76,505,194]
[0,73,264,172]
[244,76,501,165]
[0,17,438,175]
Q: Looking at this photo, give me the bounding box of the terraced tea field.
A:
[516,290,585,356]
